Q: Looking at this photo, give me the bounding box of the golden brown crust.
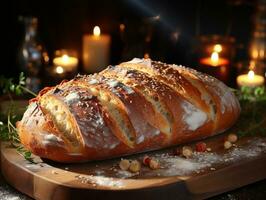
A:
[17,58,240,163]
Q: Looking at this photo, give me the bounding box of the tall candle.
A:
[82,26,111,73]
[237,70,265,87]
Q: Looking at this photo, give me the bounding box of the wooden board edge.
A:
[0,144,192,200]
[1,141,266,200]
[186,155,266,199]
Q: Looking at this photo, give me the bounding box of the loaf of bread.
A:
[17,58,240,162]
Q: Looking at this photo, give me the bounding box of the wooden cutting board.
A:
[1,133,266,200]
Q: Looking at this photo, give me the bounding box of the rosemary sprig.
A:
[0,72,36,163]
[0,72,37,97]
[0,108,35,163]
[16,146,35,163]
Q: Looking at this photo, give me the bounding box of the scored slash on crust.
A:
[16,58,241,162]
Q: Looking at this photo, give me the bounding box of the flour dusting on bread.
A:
[182,101,207,131]
[42,133,63,146]
[17,58,240,162]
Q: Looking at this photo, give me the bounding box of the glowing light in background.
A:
[171,31,180,41]
[213,44,222,53]
[55,66,64,74]
[152,15,161,21]
[119,24,125,32]
[62,54,70,63]
[93,26,101,36]
[144,53,150,59]
[127,0,176,32]
[248,70,255,80]
[237,70,264,87]
[249,60,255,70]
[211,52,219,63]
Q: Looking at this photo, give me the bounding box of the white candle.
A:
[237,70,265,87]
[82,26,111,73]
[53,54,78,72]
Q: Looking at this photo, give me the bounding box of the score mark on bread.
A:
[17,58,240,162]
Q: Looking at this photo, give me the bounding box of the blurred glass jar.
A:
[17,16,49,92]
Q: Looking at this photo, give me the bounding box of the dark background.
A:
[2,0,255,77]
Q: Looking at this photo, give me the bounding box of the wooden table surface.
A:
[0,136,266,200]
[0,171,266,200]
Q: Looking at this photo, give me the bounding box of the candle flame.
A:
[248,70,255,80]
[55,66,64,74]
[211,52,219,63]
[93,26,101,36]
[62,54,69,63]
[213,44,222,53]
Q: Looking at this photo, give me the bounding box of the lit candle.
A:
[200,51,229,67]
[53,54,78,72]
[200,43,229,67]
[82,26,111,73]
[237,70,265,87]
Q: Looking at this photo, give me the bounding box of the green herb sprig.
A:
[0,72,36,163]
[237,86,266,102]
[0,72,37,97]
[234,86,266,138]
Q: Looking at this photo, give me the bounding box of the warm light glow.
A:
[211,52,219,63]
[44,56,49,62]
[200,51,228,67]
[259,49,265,58]
[119,24,125,32]
[249,61,255,70]
[55,66,64,74]
[144,53,150,59]
[248,70,255,80]
[237,70,265,87]
[93,26,101,36]
[43,52,49,63]
[213,44,222,53]
[62,54,69,63]
[53,53,78,72]
[252,49,258,59]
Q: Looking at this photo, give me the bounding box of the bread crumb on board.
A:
[73,138,266,185]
